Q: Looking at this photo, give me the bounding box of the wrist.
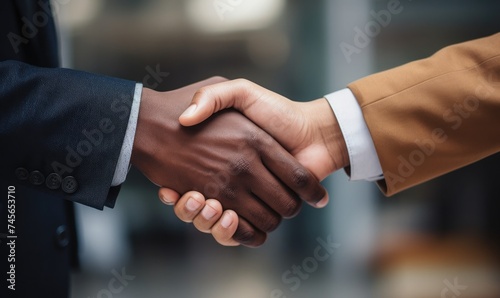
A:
[309,98,350,172]
[131,88,153,167]
[131,88,177,169]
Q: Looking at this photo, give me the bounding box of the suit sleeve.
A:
[0,60,137,209]
[348,33,500,196]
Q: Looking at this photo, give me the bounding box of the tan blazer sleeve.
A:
[348,33,500,196]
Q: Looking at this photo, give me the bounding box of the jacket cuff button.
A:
[46,173,62,190]
[15,167,29,180]
[29,171,45,186]
[62,176,78,194]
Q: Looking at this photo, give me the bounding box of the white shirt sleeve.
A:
[111,83,143,186]
[324,88,384,182]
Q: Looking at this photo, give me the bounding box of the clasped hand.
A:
[131,78,346,247]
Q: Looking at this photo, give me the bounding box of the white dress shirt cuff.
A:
[111,83,143,186]
[325,88,384,182]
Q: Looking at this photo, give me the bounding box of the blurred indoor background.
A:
[53,0,500,297]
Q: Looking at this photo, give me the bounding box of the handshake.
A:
[131,77,350,247]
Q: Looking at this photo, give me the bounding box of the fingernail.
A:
[181,104,197,118]
[186,197,201,212]
[315,197,329,208]
[221,213,233,229]
[201,205,217,220]
[160,195,174,206]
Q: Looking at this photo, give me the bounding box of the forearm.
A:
[348,33,500,195]
[0,60,136,209]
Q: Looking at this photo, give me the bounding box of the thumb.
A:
[178,98,214,127]
[179,79,253,126]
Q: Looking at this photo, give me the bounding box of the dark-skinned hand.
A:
[131,77,327,247]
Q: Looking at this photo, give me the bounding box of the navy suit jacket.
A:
[0,1,136,297]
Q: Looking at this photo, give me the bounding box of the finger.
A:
[192,199,224,233]
[249,165,302,219]
[179,79,262,127]
[258,132,329,208]
[222,192,282,233]
[173,191,206,223]
[158,188,181,206]
[209,210,240,247]
[233,216,267,247]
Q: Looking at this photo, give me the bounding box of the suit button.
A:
[29,171,45,185]
[62,176,78,194]
[15,167,29,180]
[46,173,62,190]
[55,225,69,248]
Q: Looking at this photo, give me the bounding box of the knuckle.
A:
[234,78,251,87]
[229,157,251,175]
[219,186,237,202]
[291,168,311,188]
[245,129,271,149]
[209,76,228,83]
[193,87,211,100]
[234,78,256,104]
[243,129,258,145]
